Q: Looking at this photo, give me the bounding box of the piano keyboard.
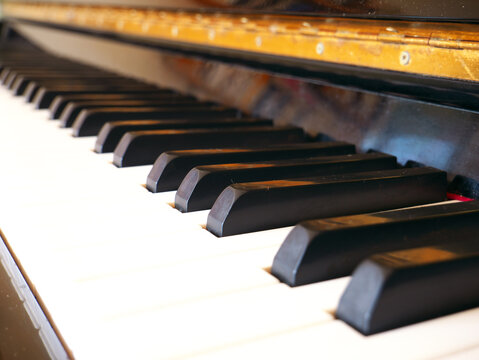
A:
[1,44,479,360]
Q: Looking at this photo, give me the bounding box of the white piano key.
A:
[43,253,280,321]
[436,346,479,360]
[66,280,345,360]
[2,204,292,306]
[185,306,479,360]
[46,227,290,274]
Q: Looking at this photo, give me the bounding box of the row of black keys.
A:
[2,47,479,337]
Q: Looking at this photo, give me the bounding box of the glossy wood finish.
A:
[5,3,479,82]
[4,0,479,21]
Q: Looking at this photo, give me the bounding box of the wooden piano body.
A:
[0,1,479,358]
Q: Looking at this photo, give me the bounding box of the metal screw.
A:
[171,26,179,37]
[208,30,215,41]
[255,36,262,47]
[400,51,410,65]
[66,10,75,21]
[316,42,324,55]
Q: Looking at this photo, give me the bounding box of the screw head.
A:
[66,10,75,21]
[255,36,262,47]
[316,42,324,55]
[208,30,215,41]
[400,51,410,65]
[269,25,278,33]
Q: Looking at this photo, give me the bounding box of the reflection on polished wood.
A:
[3,0,479,20]
[4,2,479,81]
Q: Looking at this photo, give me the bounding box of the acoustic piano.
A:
[0,1,479,359]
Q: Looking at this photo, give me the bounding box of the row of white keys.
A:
[0,88,344,359]
[438,346,479,360]
[2,87,479,360]
[186,307,479,360]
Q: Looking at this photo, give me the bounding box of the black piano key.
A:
[271,200,479,286]
[113,126,306,167]
[49,92,182,119]
[22,78,150,100]
[60,99,214,128]
[72,106,239,137]
[206,167,446,237]
[336,241,479,335]
[30,84,159,108]
[1,65,93,84]
[1,59,93,70]
[5,67,111,83]
[94,118,272,153]
[12,70,139,81]
[175,153,397,212]
[2,72,19,88]
[146,142,356,193]
[448,175,479,200]
[11,73,121,95]
[23,77,145,89]
[6,71,76,89]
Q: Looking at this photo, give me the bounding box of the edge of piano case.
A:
[0,229,70,359]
